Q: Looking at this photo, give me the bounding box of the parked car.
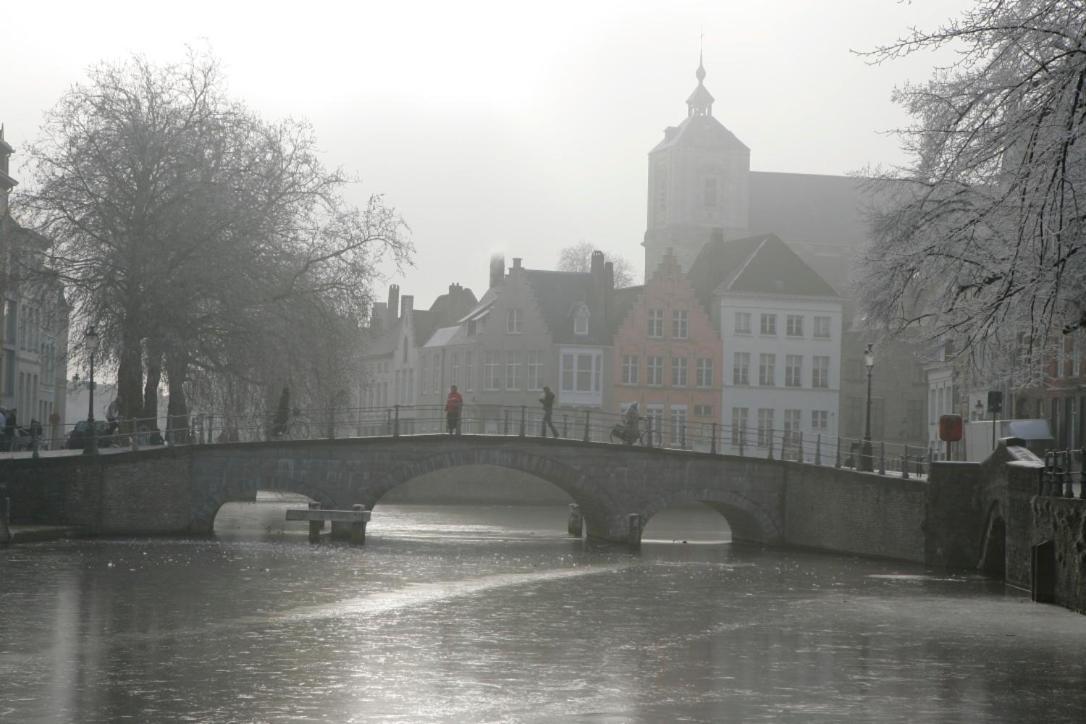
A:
[66,420,119,450]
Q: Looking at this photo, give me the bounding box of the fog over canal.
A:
[2,488,1085,723]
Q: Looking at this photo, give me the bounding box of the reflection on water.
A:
[2,500,1086,723]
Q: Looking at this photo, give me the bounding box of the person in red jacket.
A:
[445,385,463,435]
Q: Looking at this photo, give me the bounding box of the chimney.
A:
[512,257,522,271]
[371,302,387,330]
[590,250,604,277]
[604,261,614,290]
[387,284,400,323]
[400,294,414,318]
[489,254,505,289]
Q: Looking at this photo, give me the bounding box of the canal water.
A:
[2,498,1086,723]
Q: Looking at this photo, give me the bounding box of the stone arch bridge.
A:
[2,433,971,559]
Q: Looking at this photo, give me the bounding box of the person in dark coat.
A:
[445,385,463,435]
[539,386,558,438]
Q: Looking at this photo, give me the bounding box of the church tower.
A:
[643,55,750,275]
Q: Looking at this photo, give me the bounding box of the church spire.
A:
[686,47,714,117]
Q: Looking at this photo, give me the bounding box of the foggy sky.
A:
[1,0,971,308]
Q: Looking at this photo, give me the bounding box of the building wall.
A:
[720,294,842,460]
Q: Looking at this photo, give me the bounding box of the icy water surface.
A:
[1,502,1085,723]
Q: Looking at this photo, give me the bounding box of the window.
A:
[505,351,521,390]
[672,310,688,339]
[527,351,543,391]
[786,315,804,337]
[464,351,474,392]
[757,408,775,447]
[784,409,802,446]
[693,404,713,417]
[760,314,777,335]
[647,355,663,386]
[560,352,601,394]
[421,356,429,394]
[484,351,502,390]
[735,312,751,334]
[704,177,718,207]
[696,358,713,387]
[507,308,522,334]
[648,308,664,338]
[813,316,831,339]
[759,353,776,386]
[811,410,829,431]
[645,405,664,446]
[670,406,688,447]
[562,353,574,391]
[733,352,750,386]
[576,353,593,391]
[450,352,460,388]
[731,407,749,445]
[671,357,688,387]
[574,305,589,336]
[812,356,830,388]
[785,355,803,387]
[622,355,639,385]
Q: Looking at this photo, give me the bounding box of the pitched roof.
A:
[650,114,748,154]
[523,269,612,345]
[689,233,839,307]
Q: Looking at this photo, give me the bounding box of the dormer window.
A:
[574,304,589,336]
[507,308,522,334]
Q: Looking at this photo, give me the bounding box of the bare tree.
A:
[22,50,411,430]
[857,0,1086,365]
[556,240,635,287]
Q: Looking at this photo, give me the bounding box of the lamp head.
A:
[84,325,100,355]
[863,343,875,369]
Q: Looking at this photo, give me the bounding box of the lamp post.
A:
[83,325,100,455]
[861,343,875,471]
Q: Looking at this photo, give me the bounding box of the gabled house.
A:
[609,249,722,448]
[690,233,843,460]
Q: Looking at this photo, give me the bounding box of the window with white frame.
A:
[812,356,830,388]
[731,407,748,445]
[693,404,713,417]
[527,351,543,391]
[450,352,459,388]
[622,354,639,385]
[505,351,521,390]
[813,316,831,338]
[648,308,664,338]
[757,408,774,447]
[784,408,802,446]
[735,311,751,334]
[431,353,441,393]
[733,352,750,385]
[696,358,713,387]
[484,351,502,390]
[574,305,589,336]
[759,353,776,386]
[811,409,829,430]
[670,406,688,446]
[672,310,688,339]
[645,405,664,446]
[786,315,804,337]
[507,308,522,334]
[464,351,474,391]
[647,355,663,385]
[785,355,803,387]
[760,313,776,335]
[671,357,688,387]
[559,350,602,396]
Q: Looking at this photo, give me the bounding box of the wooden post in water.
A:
[567,504,583,537]
[351,504,367,545]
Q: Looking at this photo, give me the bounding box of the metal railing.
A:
[3,403,931,478]
[1040,449,1086,499]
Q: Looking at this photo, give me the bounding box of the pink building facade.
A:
[610,251,722,449]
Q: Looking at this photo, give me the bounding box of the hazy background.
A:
[1,0,970,307]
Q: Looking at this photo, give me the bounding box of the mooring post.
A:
[583,411,590,442]
[567,504,583,537]
[710,422,717,455]
[308,501,322,543]
[627,513,642,549]
[519,405,526,437]
[351,504,368,546]
[0,496,11,544]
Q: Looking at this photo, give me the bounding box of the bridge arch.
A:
[640,488,782,544]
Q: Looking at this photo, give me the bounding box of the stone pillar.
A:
[627,513,642,549]
[567,504,583,537]
[351,504,367,545]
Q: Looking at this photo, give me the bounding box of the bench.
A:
[286,502,371,545]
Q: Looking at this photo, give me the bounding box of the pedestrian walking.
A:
[539,385,558,437]
[445,385,463,435]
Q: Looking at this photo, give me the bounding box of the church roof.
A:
[650,114,748,154]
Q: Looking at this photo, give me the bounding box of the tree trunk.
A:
[143,339,163,426]
[165,351,190,444]
[116,323,144,425]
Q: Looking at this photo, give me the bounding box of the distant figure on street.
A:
[445,385,463,435]
[624,402,640,438]
[106,398,121,436]
[272,387,290,438]
[539,385,558,437]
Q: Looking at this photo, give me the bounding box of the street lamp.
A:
[83,325,100,455]
[861,343,875,471]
